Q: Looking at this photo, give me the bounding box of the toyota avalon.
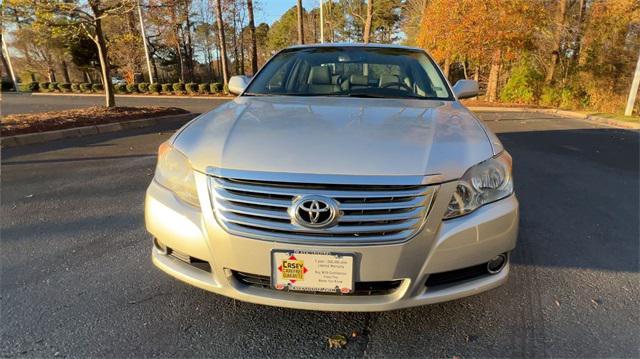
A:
[145,44,519,311]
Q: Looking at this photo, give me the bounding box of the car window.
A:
[245,47,452,100]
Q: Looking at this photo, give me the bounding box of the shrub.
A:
[80,83,92,92]
[198,83,209,94]
[185,82,198,94]
[499,60,542,104]
[48,82,59,92]
[149,83,160,93]
[115,84,127,93]
[138,82,149,93]
[59,83,72,92]
[71,83,81,92]
[126,83,138,93]
[161,83,172,93]
[19,82,39,92]
[223,84,229,94]
[92,83,104,92]
[210,82,222,93]
[172,82,185,93]
[39,82,50,92]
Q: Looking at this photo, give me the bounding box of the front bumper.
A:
[145,173,519,312]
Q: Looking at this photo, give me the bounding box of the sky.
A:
[254,0,320,26]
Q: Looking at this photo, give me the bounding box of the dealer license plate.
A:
[271,250,354,294]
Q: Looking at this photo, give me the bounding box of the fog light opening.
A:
[487,254,507,274]
[153,238,168,255]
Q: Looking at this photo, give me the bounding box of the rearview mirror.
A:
[452,80,479,99]
[228,75,250,95]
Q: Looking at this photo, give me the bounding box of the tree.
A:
[545,0,567,84]
[214,0,229,85]
[296,0,304,44]
[363,0,373,43]
[247,0,258,74]
[6,0,136,107]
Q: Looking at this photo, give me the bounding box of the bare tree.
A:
[214,0,229,85]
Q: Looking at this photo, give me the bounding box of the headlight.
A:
[443,152,513,219]
[154,141,200,207]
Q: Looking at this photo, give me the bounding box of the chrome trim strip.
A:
[205,167,444,186]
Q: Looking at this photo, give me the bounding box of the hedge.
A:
[126,83,138,93]
[80,83,92,92]
[149,83,160,93]
[39,82,50,92]
[198,83,209,94]
[71,83,80,92]
[161,83,171,93]
[19,82,39,92]
[185,82,198,94]
[48,82,59,92]
[138,82,149,93]
[59,83,72,92]
[115,84,127,93]
[172,82,185,93]
[210,82,222,93]
[92,83,104,91]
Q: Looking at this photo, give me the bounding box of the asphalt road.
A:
[1,93,228,115]
[1,110,638,358]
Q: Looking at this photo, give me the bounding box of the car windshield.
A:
[244,46,453,100]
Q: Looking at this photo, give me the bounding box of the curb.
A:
[1,113,198,148]
[468,106,640,130]
[30,92,235,100]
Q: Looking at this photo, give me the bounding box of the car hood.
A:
[173,96,497,181]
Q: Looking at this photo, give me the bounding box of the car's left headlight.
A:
[154,141,200,207]
[443,151,513,219]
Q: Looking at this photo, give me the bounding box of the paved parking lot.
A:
[1,110,638,358]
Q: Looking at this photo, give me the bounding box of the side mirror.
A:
[228,75,250,95]
[452,79,479,99]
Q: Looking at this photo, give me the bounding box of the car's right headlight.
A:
[443,151,513,219]
[154,141,200,207]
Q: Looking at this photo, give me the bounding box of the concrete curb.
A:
[468,106,640,130]
[31,92,235,100]
[1,113,198,148]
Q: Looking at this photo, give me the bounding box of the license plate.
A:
[271,250,354,294]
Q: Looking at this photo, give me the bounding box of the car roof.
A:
[285,43,425,52]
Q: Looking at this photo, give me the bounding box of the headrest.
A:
[379,74,399,87]
[309,66,331,85]
[350,74,368,86]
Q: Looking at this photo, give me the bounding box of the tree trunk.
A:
[214,0,229,85]
[363,0,374,43]
[94,18,115,107]
[296,0,305,45]
[47,68,56,82]
[184,9,194,82]
[571,0,587,66]
[486,50,501,102]
[61,60,71,83]
[545,0,567,84]
[247,0,258,75]
[231,4,239,75]
[442,58,451,80]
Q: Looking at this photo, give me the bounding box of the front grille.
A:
[209,176,436,244]
[424,263,489,287]
[232,271,402,296]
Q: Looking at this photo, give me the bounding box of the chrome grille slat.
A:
[219,211,423,234]
[209,176,436,245]
[214,177,430,198]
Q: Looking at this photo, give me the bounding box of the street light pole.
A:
[625,49,640,117]
[319,0,324,43]
[137,0,154,84]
